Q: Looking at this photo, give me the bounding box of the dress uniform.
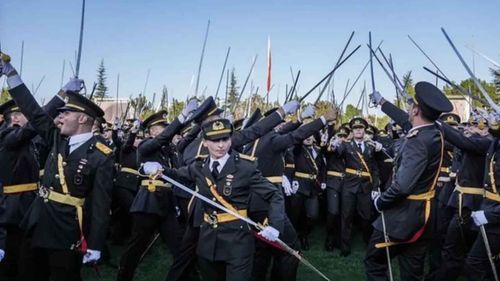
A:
[111,128,143,244]
[117,110,189,281]
[243,113,331,280]
[289,128,324,250]
[464,122,500,280]
[322,124,349,251]
[365,82,453,281]
[430,116,492,281]
[0,96,64,280]
[428,113,461,273]
[166,100,298,281]
[6,81,114,281]
[333,117,380,256]
[159,118,285,281]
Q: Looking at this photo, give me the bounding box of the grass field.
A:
[81,226,387,281]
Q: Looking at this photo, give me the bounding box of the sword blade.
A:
[160,174,331,281]
[369,32,376,92]
[480,225,499,281]
[75,0,86,78]
[441,27,499,112]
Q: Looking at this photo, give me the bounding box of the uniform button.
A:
[212,198,216,201]
[55,174,59,179]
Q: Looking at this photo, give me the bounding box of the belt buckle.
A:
[38,186,50,203]
[356,170,363,177]
[207,213,218,228]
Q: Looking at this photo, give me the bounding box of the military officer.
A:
[244,105,337,280]
[0,91,65,280]
[1,53,115,281]
[322,123,349,252]
[116,100,198,281]
[465,114,500,280]
[429,113,492,281]
[145,118,284,281]
[330,116,382,256]
[365,82,453,281]
[166,98,299,281]
[110,120,143,244]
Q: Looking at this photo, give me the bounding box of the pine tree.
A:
[95,59,108,99]
[227,68,239,110]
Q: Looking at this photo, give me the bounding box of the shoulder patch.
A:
[406,129,419,139]
[239,153,256,162]
[96,142,112,155]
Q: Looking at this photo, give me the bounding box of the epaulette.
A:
[406,130,419,139]
[238,153,256,162]
[96,142,112,155]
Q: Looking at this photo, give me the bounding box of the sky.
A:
[0,0,499,115]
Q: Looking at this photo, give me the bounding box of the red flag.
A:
[266,37,272,94]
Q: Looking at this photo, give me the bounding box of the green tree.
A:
[95,59,108,99]
[442,78,497,107]
[227,68,239,110]
[341,104,362,123]
[1,88,11,104]
[491,68,500,93]
[401,71,415,107]
[167,98,185,121]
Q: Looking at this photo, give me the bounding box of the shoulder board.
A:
[406,129,419,139]
[238,153,256,162]
[96,142,112,155]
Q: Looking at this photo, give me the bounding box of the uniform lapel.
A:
[218,153,237,180]
[67,138,93,161]
[202,158,215,183]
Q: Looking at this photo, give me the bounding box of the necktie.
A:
[358,143,363,153]
[212,161,220,179]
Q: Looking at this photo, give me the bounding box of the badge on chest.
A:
[223,174,234,196]
[74,158,88,185]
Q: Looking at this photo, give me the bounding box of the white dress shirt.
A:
[209,153,230,173]
[68,132,94,154]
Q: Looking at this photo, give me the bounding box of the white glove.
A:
[320,131,329,146]
[369,91,383,105]
[282,176,292,196]
[371,141,383,152]
[300,105,315,120]
[0,249,4,263]
[329,136,342,150]
[62,78,85,93]
[320,183,327,190]
[371,190,380,201]
[82,249,101,264]
[291,180,299,194]
[487,111,500,126]
[225,112,234,124]
[258,226,280,242]
[143,161,163,175]
[182,99,199,117]
[131,120,141,133]
[0,53,16,76]
[471,210,488,226]
[282,100,300,115]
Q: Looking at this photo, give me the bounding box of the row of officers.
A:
[2,52,500,281]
